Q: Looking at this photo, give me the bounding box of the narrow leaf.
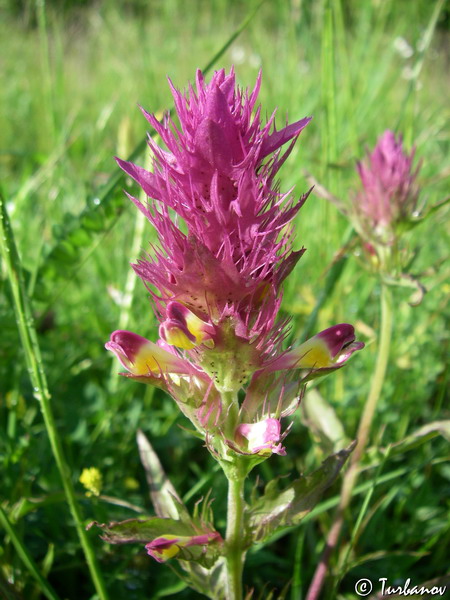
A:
[87,517,194,545]
[137,429,186,520]
[385,421,450,456]
[88,518,223,568]
[0,193,109,600]
[302,388,347,453]
[300,227,355,340]
[0,505,62,600]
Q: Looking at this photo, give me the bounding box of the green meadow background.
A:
[0,0,449,598]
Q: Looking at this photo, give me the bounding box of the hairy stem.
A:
[306,282,393,600]
[225,473,246,600]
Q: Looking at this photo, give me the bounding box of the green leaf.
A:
[183,560,226,600]
[345,549,428,572]
[87,518,223,568]
[300,227,354,341]
[247,442,355,543]
[87,517,195,544]
[385,421,450,456]
[0,505,62,600]
[302,389,348,453]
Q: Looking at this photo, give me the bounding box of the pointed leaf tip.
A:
[137,429,186,520]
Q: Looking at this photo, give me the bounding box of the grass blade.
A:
[0,505,61,600]
[397,0,446,144]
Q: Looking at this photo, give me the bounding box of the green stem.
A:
[351,282,393,466]
[306,281,393,600]
[225,474,246,600]
[218,391,246,598]
[0,505,62,600]
[0,195,110,600]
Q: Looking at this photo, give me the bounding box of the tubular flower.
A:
[266,324,364,374]
[159,301,215,350]
[105,330,194,377]
[106,68,363,456]
[145,532,222,563]
[354,130,420,245]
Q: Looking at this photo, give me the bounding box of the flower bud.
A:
[235,418,286,456]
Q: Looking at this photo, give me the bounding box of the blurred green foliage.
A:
[0,0,449,598]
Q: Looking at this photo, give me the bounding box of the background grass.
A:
[1,0,449,598]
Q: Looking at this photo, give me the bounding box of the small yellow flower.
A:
[124,477,140,490]
[79,467,103,497]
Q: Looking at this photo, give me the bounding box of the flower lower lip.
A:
[342,337,356,349]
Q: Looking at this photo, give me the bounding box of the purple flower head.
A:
[354,130,420,244]
[107,69,364,457]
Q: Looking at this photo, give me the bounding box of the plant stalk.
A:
[352,282,393,465]
[225,473,246,600]
[0,195,110,600]
[306,282,393,600]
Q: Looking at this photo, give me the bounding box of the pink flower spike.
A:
[267,324,364,373]
[105,330,192,376]
[354,130,420,241]
[235,418,286,456]
[116,68,312,352]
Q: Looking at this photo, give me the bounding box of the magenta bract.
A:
[117,68,311,353]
